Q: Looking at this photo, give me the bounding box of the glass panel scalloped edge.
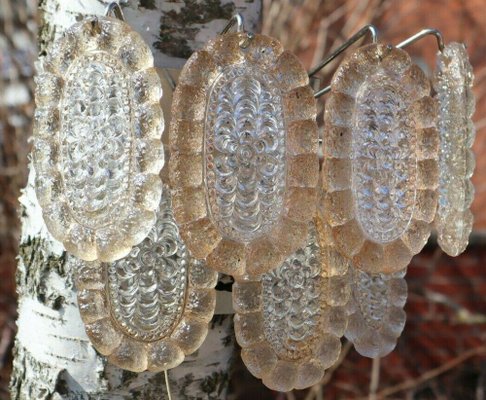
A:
[322,43,439,274]
[345,266,408,358]
[433,42,476,257]
[74,191,218,372]
[232,216,350,391]
[168,32,320,277]
[33,17,164,262]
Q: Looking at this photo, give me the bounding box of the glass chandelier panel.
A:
[33,17,164,262]
[169,32,320,277]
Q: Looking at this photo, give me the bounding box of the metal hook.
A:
[105,2,126,21]
[220,14,244,35]
[310,24,378,98]
[220,14,254,49]
[309,24,378,77]
[396,28,445,52]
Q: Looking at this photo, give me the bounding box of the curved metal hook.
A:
[309,24,378,77]
[396,28,445,52]
[310,24,379,98]
[105,2,126,21]
[220,14,244,35]
[220,14,254,49]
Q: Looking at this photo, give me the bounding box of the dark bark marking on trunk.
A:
[139,0,157,9]
[200,370,230,398]
[17,237,69,308]
[155,0,235,58]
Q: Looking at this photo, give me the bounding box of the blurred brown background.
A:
[0,0,485,399]
[0,1,36,399]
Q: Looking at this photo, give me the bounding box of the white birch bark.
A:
[11,1,261,399]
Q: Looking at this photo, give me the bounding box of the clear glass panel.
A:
[434,42,475,256]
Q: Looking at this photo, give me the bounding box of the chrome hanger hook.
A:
[309,24,378,77]
[105,2,126,21]
[220,14,254,49]
[220,13,244,35]
[310,24,379,98]
[396,28,445,52]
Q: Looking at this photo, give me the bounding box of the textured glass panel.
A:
[205,65,286,243]
[352,73,416,244]
[345,267,407,358]
[355,270,389,328]
[76,190,217,372]
[324,44,436,274]
[62,52,131,229]
[170,33,318,276]
[235,217,348,391]
[434,42,475,256]
[107,195,187,341]
[33,17,164,262]
[261,225,321,360]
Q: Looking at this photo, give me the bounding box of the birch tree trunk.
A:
[10,1,261,399]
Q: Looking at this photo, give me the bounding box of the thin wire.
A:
[396,28,445,52]
[105,2,126,21]
[309,24,378,77]
[164,370,172,400]
[310,24,378,98]
[219,13,254,49]
[220,13,244,35]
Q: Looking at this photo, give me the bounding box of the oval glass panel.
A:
[323,43,438,273]
[233,218,350,391]
[205,65,286,242]
[76,191,218,372]
[352,73,416,244]
[33,17,164,262]
[169,32,319,276]
[345,267,407,358]
[433,42,475,256]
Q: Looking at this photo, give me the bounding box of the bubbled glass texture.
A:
[345,267,407,358]
[205,65,286,243]
[352,73,416,244]
[61,52,131,229]
[434,43,475,256]
[107,194,187,341]
[262,225,321,360]
[355,270,389,328]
